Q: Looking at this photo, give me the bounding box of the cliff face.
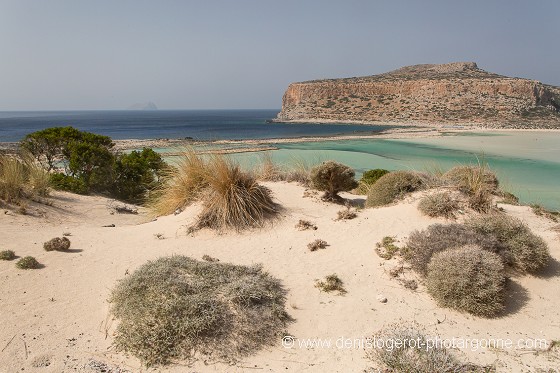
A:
[277,62,560,128]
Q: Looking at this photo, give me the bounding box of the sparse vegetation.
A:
[531,204,560,222]
[109,256,290,366]
[0,250,16,260]
[417,192,459,218]
[16,256,40,269]
[426,246,506,317]
[295,219,317,231]
[366,171,423,207]
[315,274,346,294]
[405,224,500,276]
[310,161,358,202]
[336,206,357,220]
[466,213,550,273]
[498,190,519,205]
[366,322,492,372]
[375,236,400,260]
[307,239,328,251]
[43,237,71,252]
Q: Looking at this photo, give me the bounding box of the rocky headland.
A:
[276,62,560,129]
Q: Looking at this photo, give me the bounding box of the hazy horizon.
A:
[1,0,559,111]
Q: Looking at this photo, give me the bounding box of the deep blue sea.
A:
[0,110,386,142]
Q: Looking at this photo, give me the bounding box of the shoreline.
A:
[2,125,560,154]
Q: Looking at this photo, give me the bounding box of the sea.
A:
[1,110,559,210]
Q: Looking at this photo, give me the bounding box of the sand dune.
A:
[1,182,559,372]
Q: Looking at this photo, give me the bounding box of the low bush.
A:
[315,274,346,294]
[366,322,490,372]
[466,213,550,273]
[295,219,317,231]
[366,171,423,207]
[310,161,358,202]
[405,224,501,276]
[16,256,40,269]
[0,250,16,260]
[426,246,506,317]
[360,169,390,185]
[43,237,71,252]
[336,206,357,220]
[50,172,89,194]
[109,256,290,366]
[417,192,459,218]
[307,239,328,251]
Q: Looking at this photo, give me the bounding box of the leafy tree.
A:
[310,161,358,202]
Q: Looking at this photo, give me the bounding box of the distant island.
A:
[127,102,158,110]
[276,62,560,129]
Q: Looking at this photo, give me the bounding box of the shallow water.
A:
[226,132,560,210]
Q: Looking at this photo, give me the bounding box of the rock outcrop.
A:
[276,62,560,128]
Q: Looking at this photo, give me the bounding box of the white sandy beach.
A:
[1,182,559,372]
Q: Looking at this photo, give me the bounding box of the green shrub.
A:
[466,213,550,273]
[0,250,16,260]
[111,148,166,203]
[405,224,501,276]
[417,192,459,218]
[426,246,506,317]
[310,161,358,202]
[366,171,423,207]
[50,172,89,194]
[16,256,41,269]
[375,236,400,260]
[43,237,71,252]
[361,169,390,185]
[109,256,290,366]
[366,322,490,372]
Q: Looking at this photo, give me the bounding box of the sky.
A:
[0,0,559,110]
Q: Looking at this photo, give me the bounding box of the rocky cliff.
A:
[276,62,560,128]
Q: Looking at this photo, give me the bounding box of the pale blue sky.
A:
[0,0,558,110]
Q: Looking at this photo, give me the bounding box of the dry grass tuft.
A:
[256,152,284,181]
[442,164,498,212]
[315,274,346,294]
[366,322,493,372]
[194,155,278,231]
[0,250,16,261]
[366,171,423,208]
[109,256,290,366]
[295,219,317,231]
[405,224,500,276]
[43,237,71,252]
[148,149,208,216]
[417,192,459,219]
[466,213,550,273]
[375,236,401,260]
[307,239,328,251]
[0,154,50,205]
[426,245,506,317]
[16,256,41,269]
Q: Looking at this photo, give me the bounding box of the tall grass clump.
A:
[442,163,498,212]
[466,213,550,273]
[256,152,284,181]
[148,149,209,216]
[405,224,500,276]
[366,171,423,207]
[426,246,506,317]
[366,322,490,372]
[0,154,50,204]
[195,155,277,230]
[109,256,290,366]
